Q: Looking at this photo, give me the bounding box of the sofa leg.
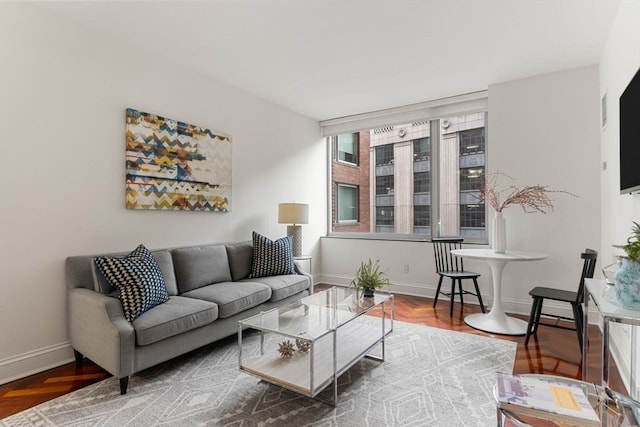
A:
[73,349,84,366]
[119,377,129,395]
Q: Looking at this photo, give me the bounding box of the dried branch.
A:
[479,171,577,214]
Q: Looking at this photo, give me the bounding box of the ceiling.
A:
[36,0,620,121]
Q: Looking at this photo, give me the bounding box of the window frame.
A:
[322,92,488,243]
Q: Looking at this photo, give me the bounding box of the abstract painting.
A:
[125,108,232,211]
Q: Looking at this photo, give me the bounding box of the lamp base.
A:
[287,225,302,257]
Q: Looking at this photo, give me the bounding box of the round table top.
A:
[451,248,547,262]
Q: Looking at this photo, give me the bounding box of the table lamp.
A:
[278,203,309,257]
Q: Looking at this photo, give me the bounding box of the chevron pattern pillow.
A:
[249,232,296,278]
[94,244,169,322]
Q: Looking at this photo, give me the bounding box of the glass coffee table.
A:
[238,287,394,406]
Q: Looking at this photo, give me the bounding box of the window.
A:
[414,205,430,226]
[460,128,485,155]
[376,145,394,166]
[336,184,358,222]
[376,175,394,195]
[337,133,358,164]
[324,93,487,241]
[413,137,430,161]
[414,171,430,193]
[376,206,394,225]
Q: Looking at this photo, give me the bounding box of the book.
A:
[495,372,600,427]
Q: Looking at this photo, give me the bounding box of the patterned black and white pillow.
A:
[94,244,169,322]
[249,232,296,278]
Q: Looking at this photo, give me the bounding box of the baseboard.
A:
[317,274,592,320]
[0,341,74,386]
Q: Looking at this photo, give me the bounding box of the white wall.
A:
[0,3,326,384]
[321,65,601,323]
[599,0,640,398]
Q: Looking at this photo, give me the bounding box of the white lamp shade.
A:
[278,203,309,225]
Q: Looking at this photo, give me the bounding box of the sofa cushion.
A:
[182,281,271,318]
[249,232,296,278]
[242,274,310,302]
[172,245,232,293]
[132,296,219,346]
[94,244,169,322]
[225,241,253,281]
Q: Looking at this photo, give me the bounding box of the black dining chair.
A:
[524,249,598,352]
[432,238,486,317]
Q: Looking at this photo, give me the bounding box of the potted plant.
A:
[349,258,390,298]
[614,221,640,310]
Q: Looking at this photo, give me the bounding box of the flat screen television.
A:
[620,66,640,194]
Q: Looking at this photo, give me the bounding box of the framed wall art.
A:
[125,108,232,211]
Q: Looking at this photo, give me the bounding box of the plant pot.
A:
[363,288,375,298]
[613,258,640,310]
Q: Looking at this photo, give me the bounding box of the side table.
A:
[582,278,640,398]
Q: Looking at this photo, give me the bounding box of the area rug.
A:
[1,320,516,427]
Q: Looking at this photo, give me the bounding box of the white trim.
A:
[320,91,488,137]
[0,341,74,385]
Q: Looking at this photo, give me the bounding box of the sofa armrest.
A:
[67,288,135,378]
[294,259,314,293]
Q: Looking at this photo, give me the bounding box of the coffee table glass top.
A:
[240,287,391,340]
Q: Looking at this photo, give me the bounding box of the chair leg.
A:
[524,297,540,346]
[433,276,444,308]
[472,278,485,313]
[449,278,456,317]
[458,279,465,307]
[533,299,544,335]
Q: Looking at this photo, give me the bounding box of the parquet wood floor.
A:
[0,285,625,423]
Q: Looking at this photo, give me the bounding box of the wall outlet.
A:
[403,264,410,273]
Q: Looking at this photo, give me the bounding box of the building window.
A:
[413,137,430,161]
[460,128,485,155]
[460,167,484,192]
[376,206,394,225]
[337,133,358,164]
[336,184,358,222]
[376,145,394,166]
[414,171,430,193]
[414,205,430,226]
[460,204,485,228]
[376,175,394,195]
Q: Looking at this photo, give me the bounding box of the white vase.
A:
[493,211,506,253]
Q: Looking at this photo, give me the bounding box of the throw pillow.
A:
[94,244,169,322]
[249,231,296,278]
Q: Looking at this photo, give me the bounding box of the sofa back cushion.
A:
[172,245,232,293]
[225,241,253,281]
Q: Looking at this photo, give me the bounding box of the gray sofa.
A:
[65,240,312,394]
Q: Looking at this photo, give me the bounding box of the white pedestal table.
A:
[451,249,547,335]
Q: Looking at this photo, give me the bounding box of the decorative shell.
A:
[295,338,311,353]
[278,340,295,359]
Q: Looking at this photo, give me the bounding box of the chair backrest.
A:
[432,238,465,273]
[576,248,598,302]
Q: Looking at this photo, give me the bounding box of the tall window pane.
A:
[337,133,358,164]
[337,184,358,222]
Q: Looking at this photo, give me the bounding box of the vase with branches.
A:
[480,172,576,253]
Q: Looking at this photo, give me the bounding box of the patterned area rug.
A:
[1,320,516,426]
